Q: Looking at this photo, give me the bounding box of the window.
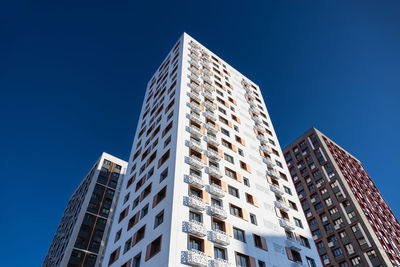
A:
[114,229,122,243]
[351,256,361,265]
[224,153,234,164]
[306,257,317,267]
[221,128,230,136]
[132,253,141,267]
[189,211,202,222]
[243,177,250,186]
[153,186,167,207]
[145,235,162,261]
[233,227,246,242]
[225,167,238,180]
[333,248,343,257]
[141,204,149,219]
[294,218,303,228]
[238,148,244,156]
[258,261,266,267]
[134,225,146,245]
[250,213,257,225]
[230,204,243,218]
[160,168,168,182]
[228,186,239,198]
[164,135,171,147]
[214,247,226,260]
[154,210,164,228]
[158,149,170,168]
[300,236,310,248]
[245,193,256,205]
[253,234,267,250]
[188,236,203,251]
[236,252,249,267]
[283,186,292,195]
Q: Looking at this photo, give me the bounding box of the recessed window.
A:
[224,153,234,164]
[294,218,303,228]
[250,213,257,225]
[154,210,164,229]
[230,204,243,218]
[145,236,162,261]
[233,227,246,242]
[243,177,250,187]
[228,186,239,198]
[214,247,227,260]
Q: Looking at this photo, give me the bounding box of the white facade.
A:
[102,33,321,267]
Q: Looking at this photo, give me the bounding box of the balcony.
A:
[203,83,213,92]
[190,102,202,113]
[205,112,217,122]
[279,219,295,231]
[189,53,199,61]
[191,60,200,69]
[190,113,202,125]
[203,75,212,83]
[257,135,268,144]
[188,174,205,189]
[210,205,227,219]
[187,249,208,267]
[204,91,215,101]
[275,200,290,212]
[211,229,230,246]
[213,259,233,267]
[190,67,201,76]
[261,145,272,155]
[245,93,254,100]
[189,155,205,169]
[252,116,262,124]
[206,135,219,147]
[202,61,211,70]
[270,184,284,195]
[207,149,221,161]
[204,102,216,111]
[263,157,275,168]
[190,140,203,153]
[206,123,218,133]
[191,74,201,84]
[334,223,343,230]
[328,241,335,248]
[209,165,222,178]
[188,220,207,237]
[190,126,203,138]
[250,107,259,115]
[209,183,225,198]
[190,48,199,55]
[188,195,206,211]
[323,259,330,265]
[267,169,279,180]
[255,125,265,133]
[190,92,202,103]
[286,238,302,252]
[203,69,212,77]
[190,83,201,93]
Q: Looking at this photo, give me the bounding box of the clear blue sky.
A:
[1,1,399,266]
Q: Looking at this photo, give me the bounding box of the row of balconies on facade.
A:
[187,195,227,220]
[187,220,230,246]
[187,249,233,267]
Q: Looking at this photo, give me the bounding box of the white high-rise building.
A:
[102,33,322,267]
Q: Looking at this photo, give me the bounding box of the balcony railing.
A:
[191,74,201,83]
[204,102,216,111]
[189,155,205,169]
[203,75,212,83]
[255,125,265,133]
[190,83,201,93]
[210,205,227,219]
[211,229,230,246]
[270,184,284,195]
[190,126,203,138]
[190,67,200,76]
[190,92,202,103]
[206,123,218,133]
[279,219,295,231]
[263,157,275,168]
[286,238,302,252]
[188,174,204,189]
[206,135,219,147]
[204,91,214,101]
[203,83,213,92]
[261,145,272,155]
[205,112,217,122]
[257,135,268,144]
[187,249,208,267]
[190,102,202,113]
[245,93,255,100]
[188,220,207,237]
[191,60,200,69]
[190,113,202,125]
[213,259,233,267]
[275,200,290,212]
[209,165,222,178]
[207,149,221,161]
[188,195,206,211]
[209,183,225,198]
[252,116,262,124]
[190,140,203,153]
[267,169,279,180]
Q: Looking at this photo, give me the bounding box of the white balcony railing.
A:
[270,184,284,195]
[190,92,202,103]
[210,205,227,219]
[257,134,268,144]
[209,165,222,178]
[204,91,215,101]
[187,249,208,267]
[263,157,275,168]
[203,83,213,92]
[190,126,203,138]
[188,174,204,188]
[190,140,203,153]
[261,145,272,155]
[211,229,230,246]
[267,169,279,180]
[275,201,290,212]
[207,149,221,161]
[190,67,201,76]
[206,135,219,146]
[279,219,295,231]
[213,258,233,267]
[191,75,201,84]
[204,102,216,111]
[189,155,205,169]
[209,183,225,198]
[286,238,302,252]
[206,123,218,133]
[190,101,202,112]
[205,112,217,122]
[190,113,202,125]
[188,195,206,211]
[188,220,207,237]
